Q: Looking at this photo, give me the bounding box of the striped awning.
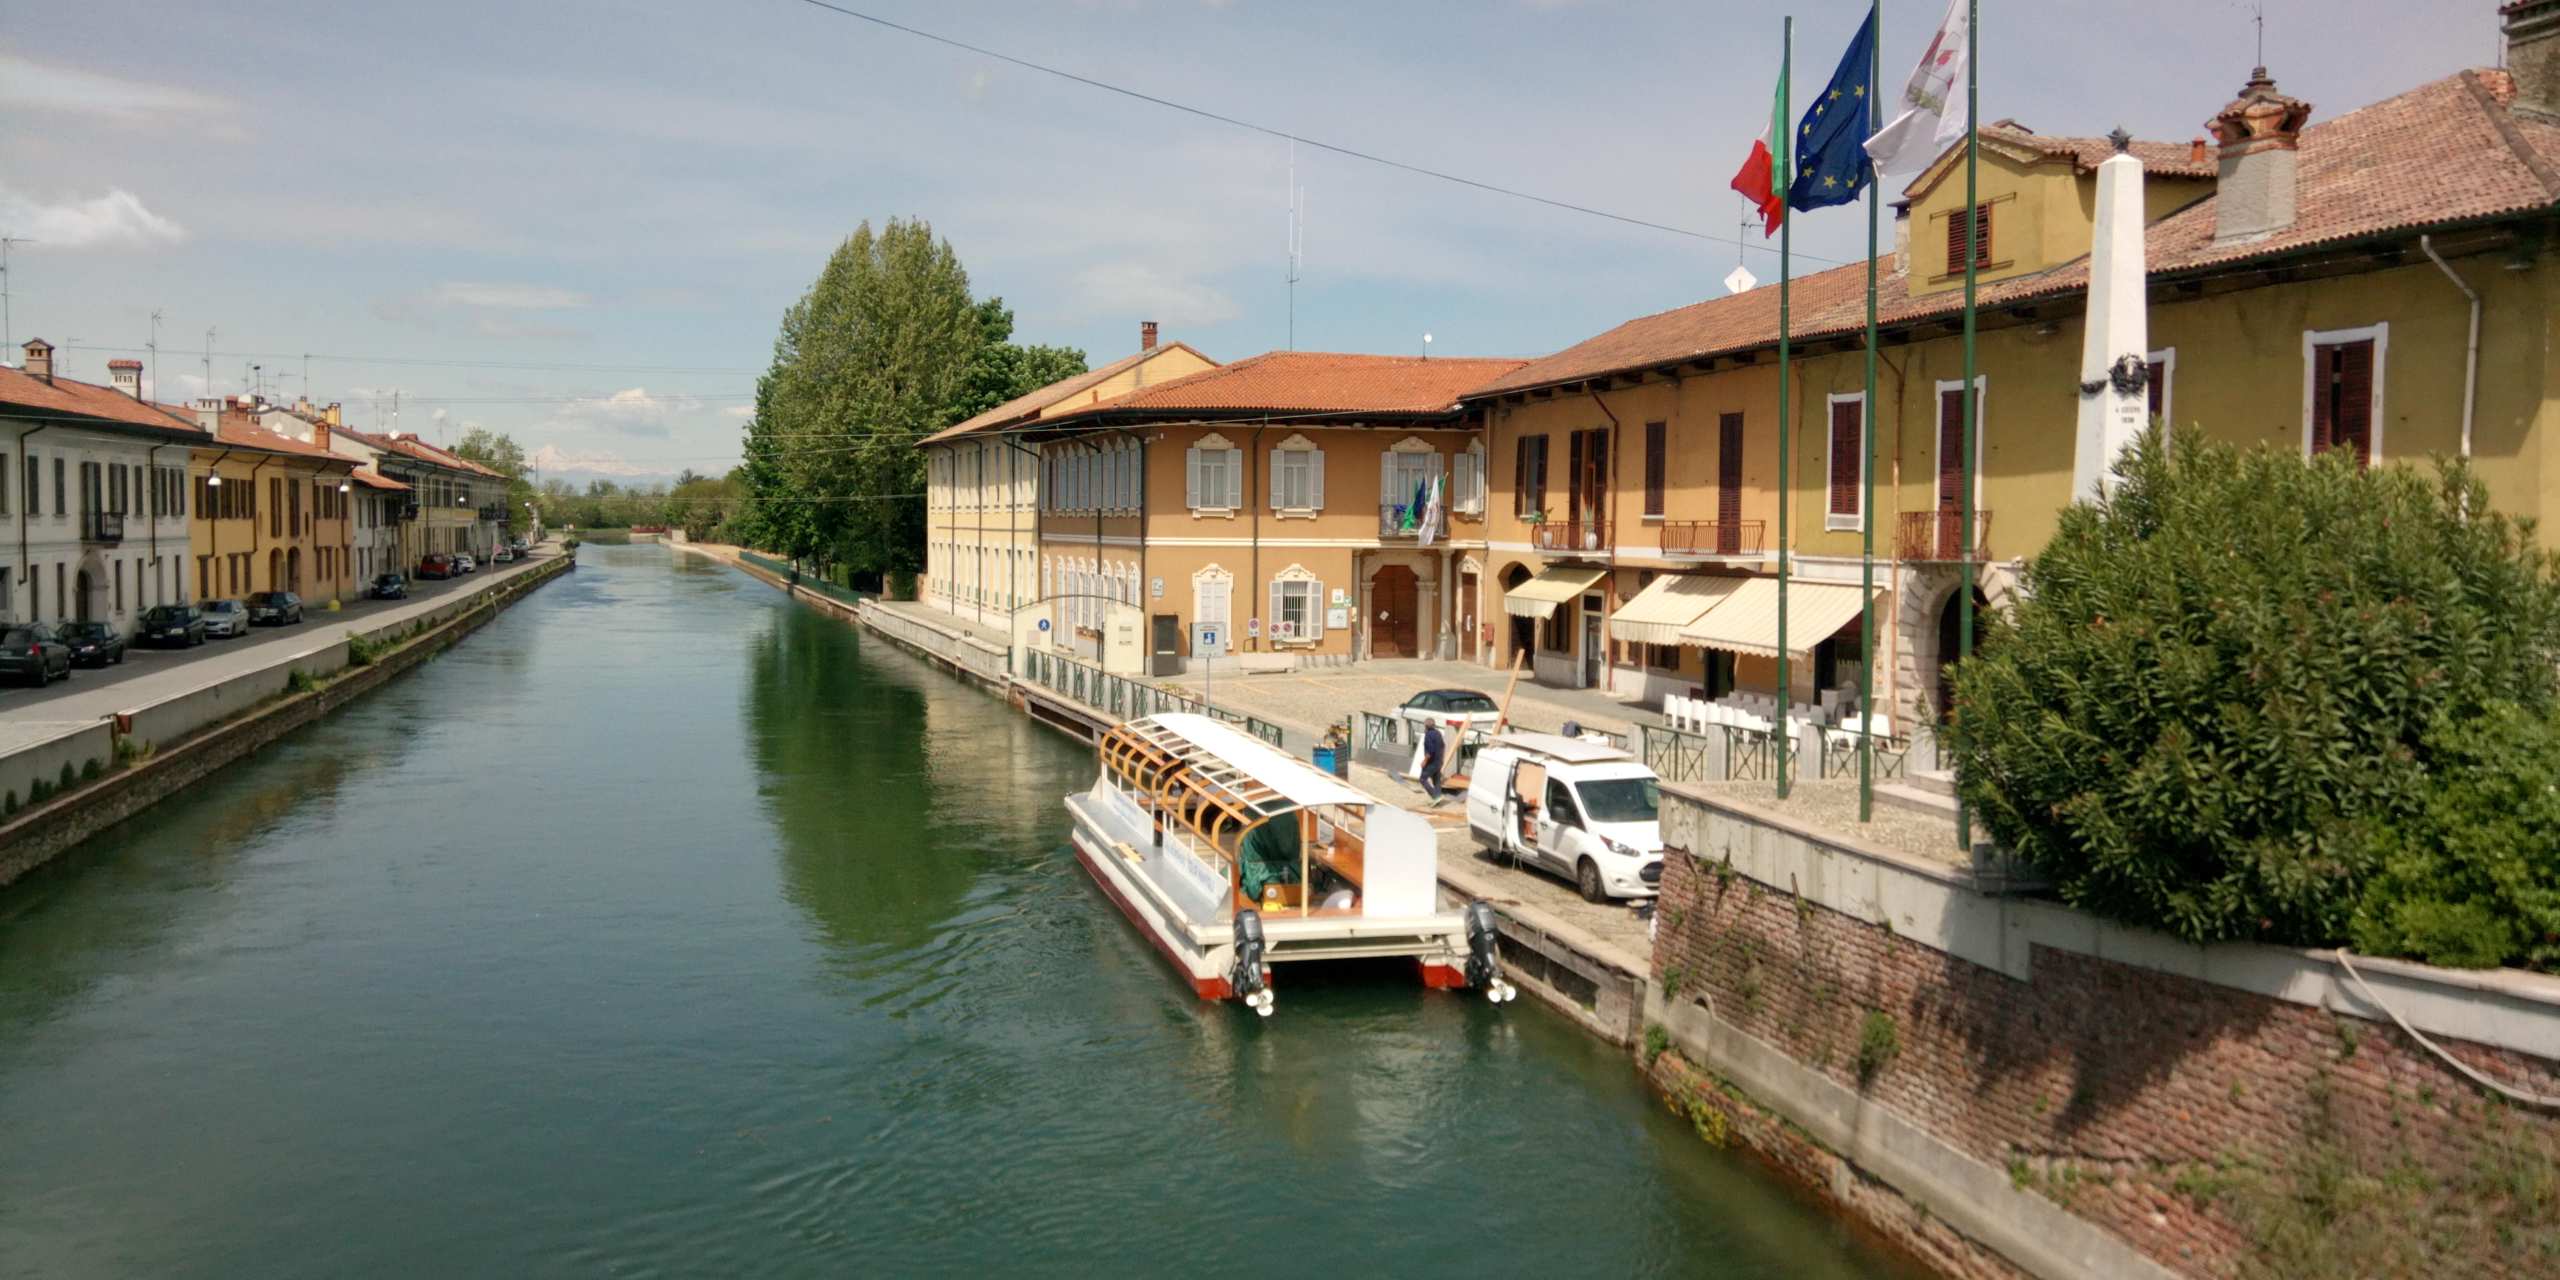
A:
[1607,574,1745,646]
[1500,566,1608,620]
[1678,578,1878,660]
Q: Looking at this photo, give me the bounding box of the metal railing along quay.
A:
[1640,722,1906,786]
[1019,650,1286,748]
[741,551,872,609]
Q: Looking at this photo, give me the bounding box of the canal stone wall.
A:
[1649,785,2560,1280]
[0,555,574,888]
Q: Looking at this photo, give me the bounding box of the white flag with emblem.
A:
[1863,0,1970,176]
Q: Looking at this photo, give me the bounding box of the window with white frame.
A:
[1268,566,1323,642]
[1382,441,1438,515]
[1185,433,1244,512]
[1269,434,1324,512]
[1452,442,1485,515]
[1193,565,1232,636]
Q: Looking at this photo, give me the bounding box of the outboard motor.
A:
[1464,902,1517,1004]
[1230,909,1274,1016]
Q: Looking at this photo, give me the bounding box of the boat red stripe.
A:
[1073,838,1236,1001]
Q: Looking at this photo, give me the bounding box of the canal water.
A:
[0,546,1917,1277]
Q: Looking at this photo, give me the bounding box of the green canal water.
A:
[0,546,1920,1277]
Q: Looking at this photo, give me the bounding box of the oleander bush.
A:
[1951,429,2560,969]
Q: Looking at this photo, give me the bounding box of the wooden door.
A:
[1937,389,1968,558]
[1372,565,1419,658]
[1716,413,1743,554]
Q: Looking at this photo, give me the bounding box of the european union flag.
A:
[1788,5,1878,213]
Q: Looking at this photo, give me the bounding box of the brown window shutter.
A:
[1643,421,1666,517]
[2146,360,2167,419]
[2334,339,2375,466]
[1514,436,1529,515]
[1829,400,1861,517]
[1717,412,1743,554]
[1946,204,1989,271]
[1566,430,1585,524]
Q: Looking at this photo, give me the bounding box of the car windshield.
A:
[2,628,34,645]
[252,594,281,605]
[64,623,107,639]
[144,608,181,624]
[208,602,239,613]
[1575,777,1660,824]
[1442,692,1500,713]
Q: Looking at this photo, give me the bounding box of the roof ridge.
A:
[2460,66,2560,199]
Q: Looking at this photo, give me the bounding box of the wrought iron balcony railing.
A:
[1897,509,1993,561]
[1529,517,1610,556]
[83,511,125,544]
[1657,519,1764,557]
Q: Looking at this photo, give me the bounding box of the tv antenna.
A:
[148,309,163,400]
[0,236,36,356]
[1285,141,1307,351]
[203,327,216,402]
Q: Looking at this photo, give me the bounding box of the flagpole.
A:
[1954,0,1980,852]
[1858,0,1880,823]
[1775,13,1794,800]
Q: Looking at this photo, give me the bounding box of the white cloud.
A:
[1071,261,1238,328]
[528,444,672,478]
[546,387,712,440]
[0,54,242,135]
[0,186,186,249]
[428,282,590,310]
[721,405,754,419]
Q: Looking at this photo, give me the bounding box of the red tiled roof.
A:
[367,431,504,478]
[351,466,409,492]
[0,366,205,436]
[1969,120,2216,180]
[920,341,1218,444]
[1043,350,1529,423]
[215,414,353,464]
[1480,70,2560,398]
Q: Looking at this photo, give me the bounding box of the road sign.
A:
[1036,618,1051,632]
[1247,617,1261,638]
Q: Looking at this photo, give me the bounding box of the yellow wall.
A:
[1903,142,2211,296]
[1029,346,1217,421]
[187,449,360,604]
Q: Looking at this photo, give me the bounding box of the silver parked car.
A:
[201,598,250,638]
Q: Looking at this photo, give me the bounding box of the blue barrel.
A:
[1311,745,1338,775]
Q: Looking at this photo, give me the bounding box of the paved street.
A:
[0,548,563,732]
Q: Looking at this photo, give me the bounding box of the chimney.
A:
[1892,202,1912,276]
[21,338,53,384]
[1140,320,1159,351]
[325,402,343,427]
[192,396,222,432]
[2207,67,2313,246]
[2189,137,2208,164]
[107,357,143,399]
[2510,1,2560,118]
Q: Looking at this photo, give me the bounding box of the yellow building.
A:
[188,408,361,605]
[1471,49,2560,732]
[1025,350,1524,665]
[919,324,1215,626]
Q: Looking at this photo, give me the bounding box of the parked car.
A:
[507,538,530,557]
[1464,732,1664,902]
[370,572,409,600]
[58,620,127,667]
[247,591,305,626]
[491,546,514,564]
[417,554,455,580]
[201,599,250,638]
[139,605,208,648]
[0,623,72,686]
[1396,688,1506,735]
[452,553,477,574]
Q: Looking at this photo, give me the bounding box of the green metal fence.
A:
[1019,650,1287,748]
[1642,722,1906,786]
[740,551,871,609]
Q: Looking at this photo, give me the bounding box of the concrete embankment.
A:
[0,553,574,887]
[675,540,1653,1047]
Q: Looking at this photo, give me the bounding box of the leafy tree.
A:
[1952,430,2560,965]
[948,297,1087,426]
[452,427,536,535]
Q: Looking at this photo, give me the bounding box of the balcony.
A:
[1529,517,1611,557]
[478,504,505,522]
[82,511,125,545]
[1658,519,1764,557]
[1897,509,1994,561]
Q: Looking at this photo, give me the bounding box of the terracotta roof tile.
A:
[351,467,409,492]
[920,341,1219,444]
[1976,120,2216,179]
[1043,350,1528,423]
[0,365,206,436]
[1480,70,2560,398]
[215,414,352,463]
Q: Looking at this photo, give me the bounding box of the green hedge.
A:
[1951,431,2560,969]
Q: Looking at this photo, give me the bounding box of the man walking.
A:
[1418,722,1448,805]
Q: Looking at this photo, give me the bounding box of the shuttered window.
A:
[1184,446,1242,510]
[1452,446,1483,515]
[1827,397,1864,525]
[1716,413,1743,555]
[1945,203,1991,273]
[1937,389,1968,510]
[2310,337,2377,468]
[1642,421,1666,517]
[1514,434,1550,519]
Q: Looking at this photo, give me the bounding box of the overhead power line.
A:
[57,342,758,377]
[783,0,1844,265]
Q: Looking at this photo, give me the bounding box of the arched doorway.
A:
[73,569,94,622]
[1931,586,1991,724]
[1499,564,1534,667]
[268,548,283,593]
[287,547,302,593]
[1371,565,1419,658]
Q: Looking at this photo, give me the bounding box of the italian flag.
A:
[1730,62,1790,236]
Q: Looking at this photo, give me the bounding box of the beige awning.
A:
[1678,577,1879,660]
[1608,574,1745,646]
[1501,566,1608,620]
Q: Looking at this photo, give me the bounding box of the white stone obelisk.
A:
[2073,130,2151,501]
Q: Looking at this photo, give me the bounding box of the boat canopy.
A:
[1127,713,1370,813]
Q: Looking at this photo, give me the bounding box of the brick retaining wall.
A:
[1650,844,2560,1278]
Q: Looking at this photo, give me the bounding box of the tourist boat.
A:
[1066,712,1516,1015]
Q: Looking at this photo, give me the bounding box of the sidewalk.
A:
[1163,657,1666,744]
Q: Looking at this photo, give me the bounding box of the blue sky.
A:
[0,0,2504,482]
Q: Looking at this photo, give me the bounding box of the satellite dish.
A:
[1724,265,1759,295]
[1422,333,1433,344]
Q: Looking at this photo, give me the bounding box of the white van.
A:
[1464,733,1664,902]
